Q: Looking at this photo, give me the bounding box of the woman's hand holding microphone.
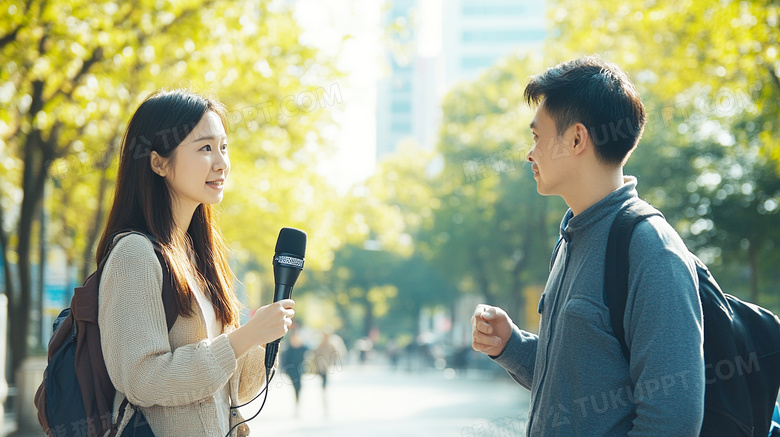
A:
[228,299,295,358]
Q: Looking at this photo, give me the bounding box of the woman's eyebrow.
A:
[192,134,227,142]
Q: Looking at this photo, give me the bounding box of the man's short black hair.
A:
[524,56,646,166]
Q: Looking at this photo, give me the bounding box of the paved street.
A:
[242,364,530,437]
[3,363,530,436]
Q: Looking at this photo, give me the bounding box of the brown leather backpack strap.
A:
[108,398,132,437]
[106,230,179,331]
[152,247,179,331]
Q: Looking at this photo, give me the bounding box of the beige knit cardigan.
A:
[98,233,266,437]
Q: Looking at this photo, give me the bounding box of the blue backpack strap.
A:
[604,200,664,360]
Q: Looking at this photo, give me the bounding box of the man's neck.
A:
[564,167,625,216]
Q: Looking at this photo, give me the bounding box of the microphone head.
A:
[274,227,307,259]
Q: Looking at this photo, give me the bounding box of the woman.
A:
[96,89,294,436]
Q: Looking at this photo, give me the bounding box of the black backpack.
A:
[604,200,780,436]
[34,230,179,437]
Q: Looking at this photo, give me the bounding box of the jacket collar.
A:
[559,176,638,242]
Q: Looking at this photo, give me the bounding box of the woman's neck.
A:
[170,195,198,234]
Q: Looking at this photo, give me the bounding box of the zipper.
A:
[527,236,571,433]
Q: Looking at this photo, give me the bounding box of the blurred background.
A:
[1,0,779,435]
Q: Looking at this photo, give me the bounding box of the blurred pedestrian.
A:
[281,330,309,415]
[314,332,346,387]
[313,331,346,415]
[386,338,399,369]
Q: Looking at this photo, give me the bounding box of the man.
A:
[471,56,705,435]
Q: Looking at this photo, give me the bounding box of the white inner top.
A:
[187,256,231,434]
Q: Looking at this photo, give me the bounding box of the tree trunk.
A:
[11,149,41,381]
[35,180,47,352]
[0,199,14,387]
[0,199,13,298]
[363,297,374,338]
[9,107,56,379]
[80,165,112,281]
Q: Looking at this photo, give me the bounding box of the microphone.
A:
[264,227,307,375]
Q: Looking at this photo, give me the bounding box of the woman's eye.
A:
[202,144,212,152]
[221,143,228,151]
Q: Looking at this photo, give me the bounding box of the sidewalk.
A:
[4,412,45,437]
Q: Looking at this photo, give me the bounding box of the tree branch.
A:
[0,0,35,50]
[769,64,780,94]
[47,47,104,103]
[135,0,219,47]
[0,26,22,50]
[48,0,213,105]
[159,0,218,35]
[43,121,62,157]
[29,79,45,118]
[52,124,90,171]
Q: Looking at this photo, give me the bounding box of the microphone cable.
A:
[224,227,305,436]
[223,366,276,437]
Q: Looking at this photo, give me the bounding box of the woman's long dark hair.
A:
[96,89,241,328]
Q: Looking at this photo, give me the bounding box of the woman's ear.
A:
[150,151,168,177]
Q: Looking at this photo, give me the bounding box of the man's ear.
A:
[570,123,590,156]
[150,151,168,177]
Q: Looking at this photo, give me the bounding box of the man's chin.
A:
[536,187,559,198]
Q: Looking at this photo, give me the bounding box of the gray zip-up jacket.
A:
[493,177,705,436]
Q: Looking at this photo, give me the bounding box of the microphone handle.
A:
[272,282,291,303]
[264,282,294,372]
[264,339,280,372]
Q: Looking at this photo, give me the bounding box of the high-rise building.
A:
[376,0,546,161]
[376,0,423,160]
[443,0,546,85]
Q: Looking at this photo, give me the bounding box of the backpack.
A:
[34,230,179,437]
[604,200,780,437]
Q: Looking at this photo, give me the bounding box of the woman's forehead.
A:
[185,111,227,143]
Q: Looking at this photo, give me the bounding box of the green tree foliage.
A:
[304,144,459,343]
[545,0,780,306]
[0,0,342,376]
[622,96,780,305]
[547,0,779,162]
[427,53,567,328]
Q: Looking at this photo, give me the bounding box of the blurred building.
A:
[375,0,430,159]
[376,0,547,161]
[443,1,546,84]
